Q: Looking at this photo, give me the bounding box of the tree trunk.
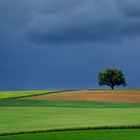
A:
[111,85,114,90]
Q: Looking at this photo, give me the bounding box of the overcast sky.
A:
[0,0,140,90]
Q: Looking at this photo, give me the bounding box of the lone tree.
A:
[98,68,127,90]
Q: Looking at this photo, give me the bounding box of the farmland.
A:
[0,107,140,134]
[25,90,140,102]
[0,90,57,99]
[0,90,140,139]
[1,129,140,140]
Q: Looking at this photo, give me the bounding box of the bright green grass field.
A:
[0,90,58,99]
[1,99,140,108]
[0,90,140,139]
[1,129,140,140]
[0,107,140,134]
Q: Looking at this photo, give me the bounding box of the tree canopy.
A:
[98,68,127,90]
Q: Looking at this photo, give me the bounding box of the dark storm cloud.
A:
[0,0,30,45]
[0,0,29,28]
[26,0,120,44]
[117,0,140,17]
[1,0,140,45]
[25,0,140,45]
[0,0,140,90]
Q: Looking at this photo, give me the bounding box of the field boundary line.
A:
[0,90,76,99]
[18,90,80,99]
[1,125,140,136]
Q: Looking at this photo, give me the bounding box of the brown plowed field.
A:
[24,90,140,103]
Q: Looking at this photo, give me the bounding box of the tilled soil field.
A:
[24,90,140,103]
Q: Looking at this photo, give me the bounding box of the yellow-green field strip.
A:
[0,90,71,99]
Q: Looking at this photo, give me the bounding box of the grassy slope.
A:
[1,89,140,99]
[0,90,61,99]
[0,99,140,108]
[0,107,140,134]
[0,90,140,138]
[1,129,140,140]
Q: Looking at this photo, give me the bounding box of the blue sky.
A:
[0,0,140,90]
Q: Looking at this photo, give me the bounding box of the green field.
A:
[1,98,140,108]
[0,107,140,134]
[1,129,140,140]
[0,90,140,139]
[0,90,65,99]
